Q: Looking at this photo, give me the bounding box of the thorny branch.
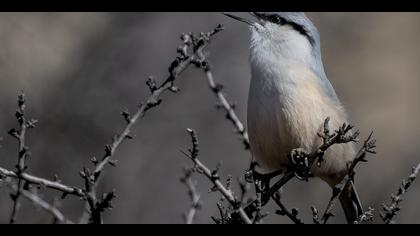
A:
[321,132,376,224]
[311,206,321,224]
[0,24,224,224]
[301,118,360,179]
[272,190,303,224]
[354,207,374,224]
[274,119,360,193]
[180,168,201,224]
[381,163,420,224]
[242,118,363,219]
[8,92,38,224]
[193,56,250,151]
[0,167,84,197]
[4,178,72,224]
[77,24,224,224]
[0,94,80,224]
[182,128,252,224]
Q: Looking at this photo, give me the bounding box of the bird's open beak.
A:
[221,12,259,27]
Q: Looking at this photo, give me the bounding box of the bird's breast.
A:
[247,62,353,179]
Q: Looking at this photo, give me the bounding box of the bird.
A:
[223,12,363,223]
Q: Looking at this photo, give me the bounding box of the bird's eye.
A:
[269,15,283,24]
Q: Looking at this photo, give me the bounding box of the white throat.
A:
[249,23,313,73]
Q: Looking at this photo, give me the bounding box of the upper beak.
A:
[221,12,259,26]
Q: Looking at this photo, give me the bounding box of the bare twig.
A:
[1,94,78,224]
[244,118,361,217]
[194,59,249,150]
[238,118,367,225]
[237,178,248,202]
[311,206,321,224]
[5,179,73,224]
[193,39,265,222]
[182,128,252,224]
[354,207,374,224]
[211,202,231,224]
[180,168,201,224]
[250,194,268,224]
[273,119,360,196]
[77,24,225,224]
[272,190,304,224]
[308,119,360,171]
[8,92,38,224]
[381,163,420,224]
[0,167,84,197]
[321,132,376,224]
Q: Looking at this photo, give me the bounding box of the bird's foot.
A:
[288,148,315,182]
[245,168,284,206]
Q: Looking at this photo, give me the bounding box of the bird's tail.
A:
[339,180,363,224]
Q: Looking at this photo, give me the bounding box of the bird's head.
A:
[223,12,319,46]
[223,12,325,75]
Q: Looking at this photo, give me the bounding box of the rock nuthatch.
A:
[223,12,363,223]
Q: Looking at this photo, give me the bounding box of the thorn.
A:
[15,110,24,123]
[146,76,158,93]
[211,162,222,178]
[145,99,162,110]
[125,134,134,140]
[108,160,118,167]
[226,175,233,190]
[121,110,131,124]
[17,92,25,108]
[209,185,218,193]
[61,192,69,199]
[212,84,224,93]
[8,128,19,139]
[169,86,180,93]
[26,119,38,129]
[91,157,98,165]
[275,210,286,216]
[53,174,61,182]
[104,145,113,156]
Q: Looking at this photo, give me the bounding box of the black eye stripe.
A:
[266,14,315,46]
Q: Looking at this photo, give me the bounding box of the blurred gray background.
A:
[0,12,419,224]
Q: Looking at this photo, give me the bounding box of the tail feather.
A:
[339,180,363,224]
